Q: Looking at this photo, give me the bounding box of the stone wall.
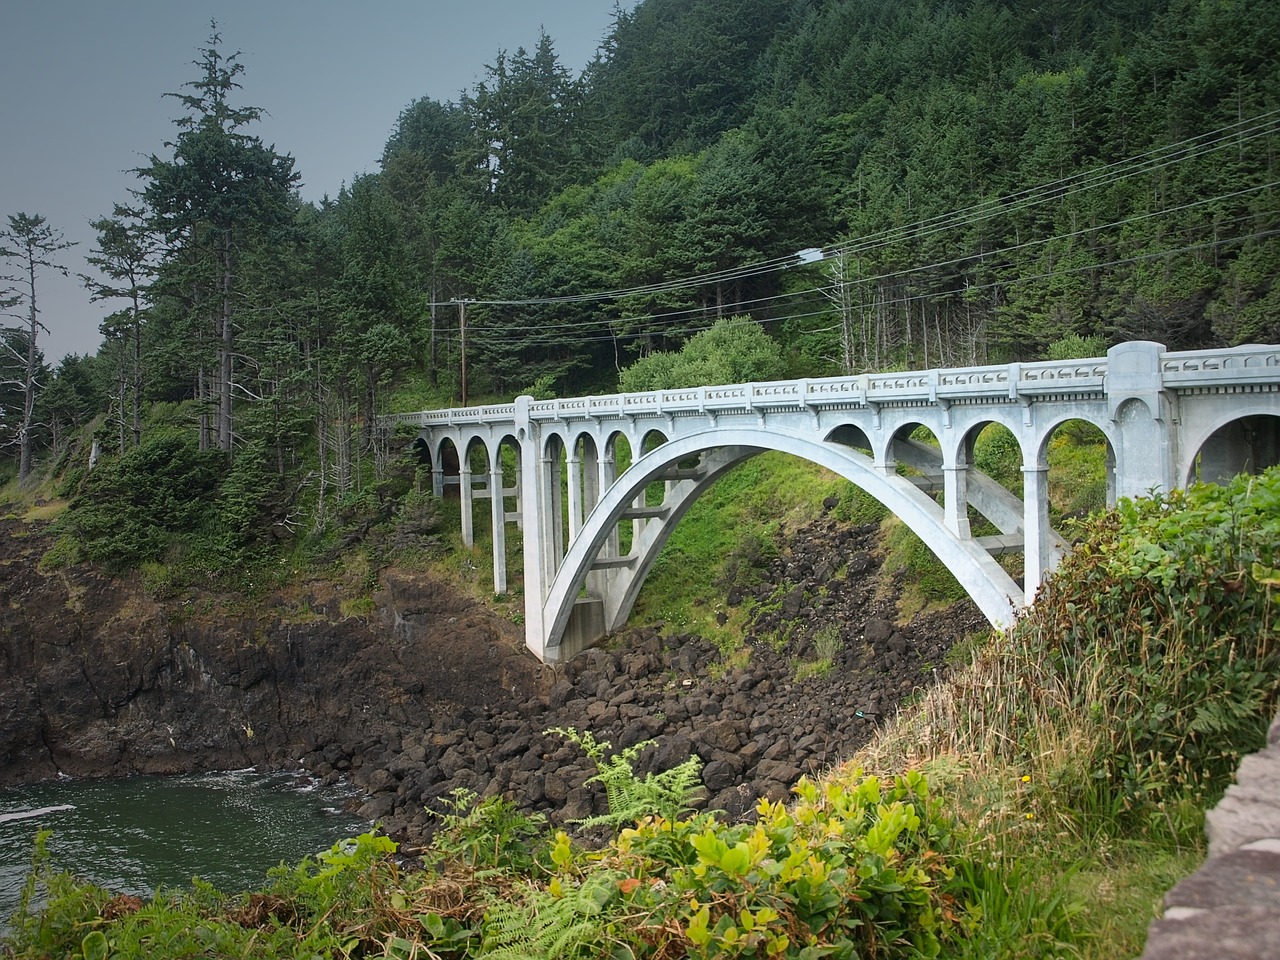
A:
[1140,710,1280,958]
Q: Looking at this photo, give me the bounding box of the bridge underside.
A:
[536,430,1048,662]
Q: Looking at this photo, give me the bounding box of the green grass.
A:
[629,451,849,646]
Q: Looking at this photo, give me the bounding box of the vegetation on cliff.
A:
[5,467,1277,958]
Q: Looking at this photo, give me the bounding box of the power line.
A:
[430,109,1280,313]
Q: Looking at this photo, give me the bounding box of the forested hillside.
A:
[2,0,1277,566]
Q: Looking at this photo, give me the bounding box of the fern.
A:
[479,872,620,959]
[547,727,704,829]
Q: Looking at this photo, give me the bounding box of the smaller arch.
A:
[640,427,670,453]
[433,435,463,500]
[541,425,571,461]
[1187,413,1280,486]
[410,436,432,467]
[825,423,873,455]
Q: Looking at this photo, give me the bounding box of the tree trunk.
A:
[218,235,234,452]
[17,259,38,482]
[130,292,142,449]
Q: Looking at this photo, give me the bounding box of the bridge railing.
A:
[386,344,1280,430]
[1159,344,1280,386]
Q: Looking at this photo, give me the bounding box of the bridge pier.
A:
[459,465,474,548]
[1021,463,1052,600]
[488,468,506,594]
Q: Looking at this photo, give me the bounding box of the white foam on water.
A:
[0,804,76,824]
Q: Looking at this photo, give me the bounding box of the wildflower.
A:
[1021,775,1031,783]
[1025,813,1035,820]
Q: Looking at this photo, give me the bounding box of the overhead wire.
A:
[433,220,1280,349]
[430,109,1280,314]
[434,176,1279,343]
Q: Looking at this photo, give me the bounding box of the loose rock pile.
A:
[0,510,985,850]
[329,515,986,843]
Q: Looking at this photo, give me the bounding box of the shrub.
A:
[56,432,224,570]
[619,316,787,392]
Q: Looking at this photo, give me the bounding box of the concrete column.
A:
[432,462,444,498]
[600,453,619,559]
[943,463,972,538]
[567,453,583,540]
[1022,464,1051,599]
[583,446,600,517]
[632,490,647,549]
[459,466,474,548]
[548,453,565,569]
[511,447,524,531]
[1105,445,1117,508]
[490,469,507,595]
[521,453,548,656]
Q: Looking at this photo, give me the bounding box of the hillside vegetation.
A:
[5,468,1277,958]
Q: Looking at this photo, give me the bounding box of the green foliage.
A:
[619,316,786,392]
[548,727,704,828]
[1046,421,1109,519]
[972,423,1023,495]
[633,453,847,640]
[428,788,549,873]
[1045,333,1107,361]
[895,467,1280,845]
[591,771,979,958]
[36,534,80,572]
[883,519,968,606]
[831,480,892,525]
[1068,473,1280,807]
[55,431,223,570]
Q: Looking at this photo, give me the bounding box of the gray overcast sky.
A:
[0,0,622,362]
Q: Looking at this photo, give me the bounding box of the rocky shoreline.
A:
[0,512,984,846]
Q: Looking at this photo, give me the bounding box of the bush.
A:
[56,432,224,570]
[619,316,786,391]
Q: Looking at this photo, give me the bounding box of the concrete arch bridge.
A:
[393,341,1280,664]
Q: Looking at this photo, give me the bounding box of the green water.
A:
[0,770,369,928]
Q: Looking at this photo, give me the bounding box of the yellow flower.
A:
[1021,775,1031,783]
[1025,813,1035,820]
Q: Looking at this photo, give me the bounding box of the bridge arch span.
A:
[1184,410,1280,486]
[1028,413,1118,471]
[539,426,1022,662]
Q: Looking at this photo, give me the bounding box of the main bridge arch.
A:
[538,426,1025,663]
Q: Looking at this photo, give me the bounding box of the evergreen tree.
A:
[137,24,298,453]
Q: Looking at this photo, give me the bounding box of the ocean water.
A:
[0,770,370,930]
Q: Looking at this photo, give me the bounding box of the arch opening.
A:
[1189,414,1280,486]
[1041,418,1114,522]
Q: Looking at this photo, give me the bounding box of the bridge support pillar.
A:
[943,464,972,538]
[1022,464,1051,599]
[460,466,474,547]
[600,454,619,558]
[555,598,605,664]
[567,454,583,539]
[1108,341,1177,498]
[518,398,551,660]
[490,470,507,594]
[549,453,565,567]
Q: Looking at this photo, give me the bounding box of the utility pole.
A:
[452,298,469,406]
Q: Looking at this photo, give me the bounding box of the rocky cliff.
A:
[0,512,983,844]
